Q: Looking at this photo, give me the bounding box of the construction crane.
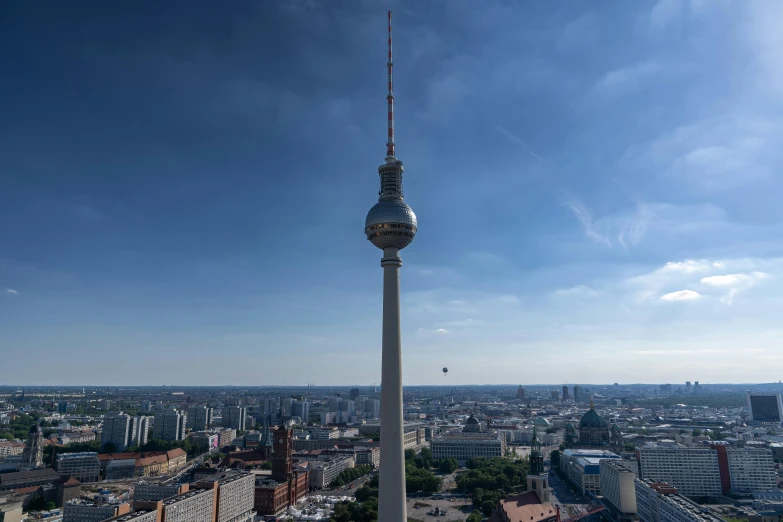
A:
[556,504,605,522]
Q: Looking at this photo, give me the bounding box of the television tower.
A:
[364,10,417,522]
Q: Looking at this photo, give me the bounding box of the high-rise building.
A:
[573,385,583,403]
[550,390,559,401]
[280,398,294,417]
[747,392,783,425]
[291,400,310,424]
[225,407,247,432]
[600,459,638,522]
[516,386,525,400]
[56,452,101,483]
[638,445,722,497]
[562,386,570,401]
[363,11,417,522]
[188,406,214,431]
[685,381,692,394]
[133,416,151,446]
[102,411,134,451]
[350,388,360,400]
[153,410,185,441]
[21,424,43,470]
[635,480,724,522]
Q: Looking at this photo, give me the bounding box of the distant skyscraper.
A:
[516,386,525,400]
[280,398,294,417]
[694,381,701,394]
[562,386,570,401]
[685,381,692,394]
[550,390,559,401]
[21,424,43,470]
[364,12,417,522]
[291,400,310,424]
[350,388,361,400]
[573,385,583,403]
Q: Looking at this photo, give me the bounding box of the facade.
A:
[638,445,722,497]
[188,406,214,432]
[56,452,101,483]
[635,480,724,522]
[747,393,783,425]
[560,449,625,495]
[146,488,215,522]
[133,416,151,446]
[308,456,356,489]
[211,473,256,522]
[21,424,43,470]
[562,386,570,401]
[225,407,247,432]
[101,449,187,479]
[726,448,776,492]
[600,459,638,521]
[133,482,188,502]
[153,410,185,441]
[218,429,237,448]
[63,500,130,522]
[102,412,134,452]
[431,432,506,465]
[254,427,308,517]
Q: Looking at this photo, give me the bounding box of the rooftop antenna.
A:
[386,10,395,161]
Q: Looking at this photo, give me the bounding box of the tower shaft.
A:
[386,10,395,160]
[379,247,406,522]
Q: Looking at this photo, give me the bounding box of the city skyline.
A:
[2,1,783,385]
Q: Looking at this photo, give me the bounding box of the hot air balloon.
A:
[442,367,448,377]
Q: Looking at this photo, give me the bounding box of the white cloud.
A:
[661,260,724,273]
[594,62,661,92]
[5,288,18,295]
[435,328,448,334]
[660,289,702,301]
[553,285,599,298]
[495,126,543,161]
[701,271,769,304]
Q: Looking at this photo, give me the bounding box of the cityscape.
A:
[2,1,783,522]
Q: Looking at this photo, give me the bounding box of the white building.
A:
[308,456,355,489]
[560,449,626,495]
[133,416,151,446]
[600,459,638,521]
[431,432,505,465]
[727,448,776,492]
[101,412,134,452]
[638,444,722,497]
[635,479,724,522]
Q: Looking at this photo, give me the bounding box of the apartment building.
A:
[101,412,135,452]
[726,448,776,492]
[638,445,722,497]
[635,480,724,522]
[211,473,256,522]
[224,407,246,432]
[188,406,214,432]
[153,411,186,441]
[140,488,216,522]
[63,500,130,522]
[104,510,159,522]
[600,459,639,522]
[56,452,101,483]
[133,482,188,502]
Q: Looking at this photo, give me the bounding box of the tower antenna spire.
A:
[386,10,395,160]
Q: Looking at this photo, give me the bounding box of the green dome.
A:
[565,423,576,431]
[579,408,608,429]
[610,423,621,433]
[534,416,552,427]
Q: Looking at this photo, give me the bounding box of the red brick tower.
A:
[271,427,293,482]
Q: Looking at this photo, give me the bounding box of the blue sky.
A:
[2,0,782,386]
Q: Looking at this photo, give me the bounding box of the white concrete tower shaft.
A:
[379,246,406,522]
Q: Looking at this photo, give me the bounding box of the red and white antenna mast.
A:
[386,10,395,160]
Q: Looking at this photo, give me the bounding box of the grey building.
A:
[224,407,246,432]
[101,412,135,452]
[153,410,185,441]
[213,473,256,522]
[188,406,214,432]
[56,452,101,483]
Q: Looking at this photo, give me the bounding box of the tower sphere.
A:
[365,198,417,250]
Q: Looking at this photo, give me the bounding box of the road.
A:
[316,472,374,497]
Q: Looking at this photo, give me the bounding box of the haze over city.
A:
[2,0,783,386]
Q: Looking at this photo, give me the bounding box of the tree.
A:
[481,499,496,517]
[0,432,14,441]
[550,450,560,468]
[406,463,442,493]
[259,461,272,470]
[439,457,459,474]
[405,448,416,461]
[467,510,484,522]
[355,486,379,502]
[692,429,702,437]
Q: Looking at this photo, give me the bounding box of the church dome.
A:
[565,423,576,431]
[580,408,608,429]
[465,414,479,425]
